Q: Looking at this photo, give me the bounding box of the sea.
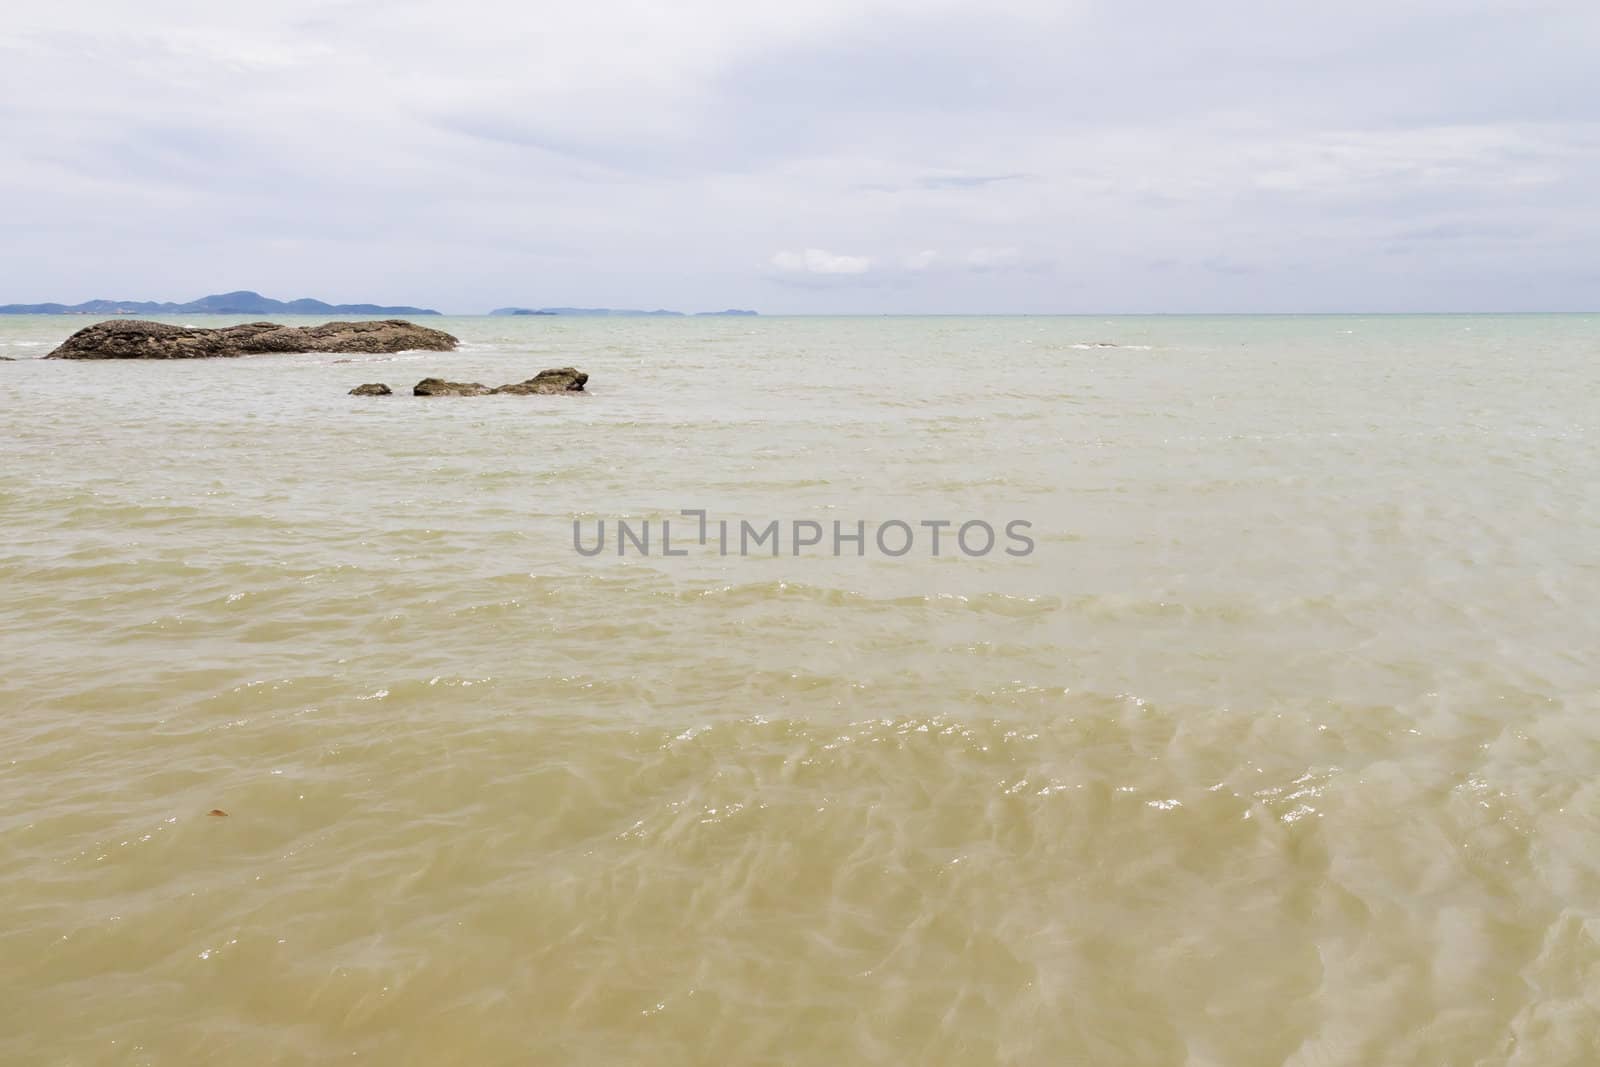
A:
[2,313,1597,1064]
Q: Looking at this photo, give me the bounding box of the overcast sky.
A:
[4,1,1598,313]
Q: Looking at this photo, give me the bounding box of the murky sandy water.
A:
[3,314,1598,1064]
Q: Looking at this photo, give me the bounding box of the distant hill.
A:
[490,307,758,317]
[0,290,441,316]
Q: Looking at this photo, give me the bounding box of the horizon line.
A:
[8,309,1598,318]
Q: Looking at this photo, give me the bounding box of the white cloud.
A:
[771,249,874,274]
[3,0,1599,311]
[963,247,1019,269]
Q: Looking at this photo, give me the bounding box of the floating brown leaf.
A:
[208,809,228,817]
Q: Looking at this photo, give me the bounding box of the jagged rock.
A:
[414,377,492,396]
[492,367,588,394]
[349,383,392,396]
[44,318,458,359]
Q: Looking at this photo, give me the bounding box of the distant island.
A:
[489,307,758,317]
[0,292,758,317]
[0,290,441,316]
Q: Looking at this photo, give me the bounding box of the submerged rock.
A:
[349,382,393,396]
[492,367,588,394]
[414,377,492,396]
[44,318,458,359]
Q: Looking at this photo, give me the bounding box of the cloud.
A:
[771,249,873,274]
[3,0,1599,311]
[769,245,1049,290]
[854,173,1030,193]
[963,247,1019,270]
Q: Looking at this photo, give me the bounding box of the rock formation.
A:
[349,383,393,396]
[413,368,587,396]
[491,368,588,394]
[44,319,458,359]
[414,378,493,396]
